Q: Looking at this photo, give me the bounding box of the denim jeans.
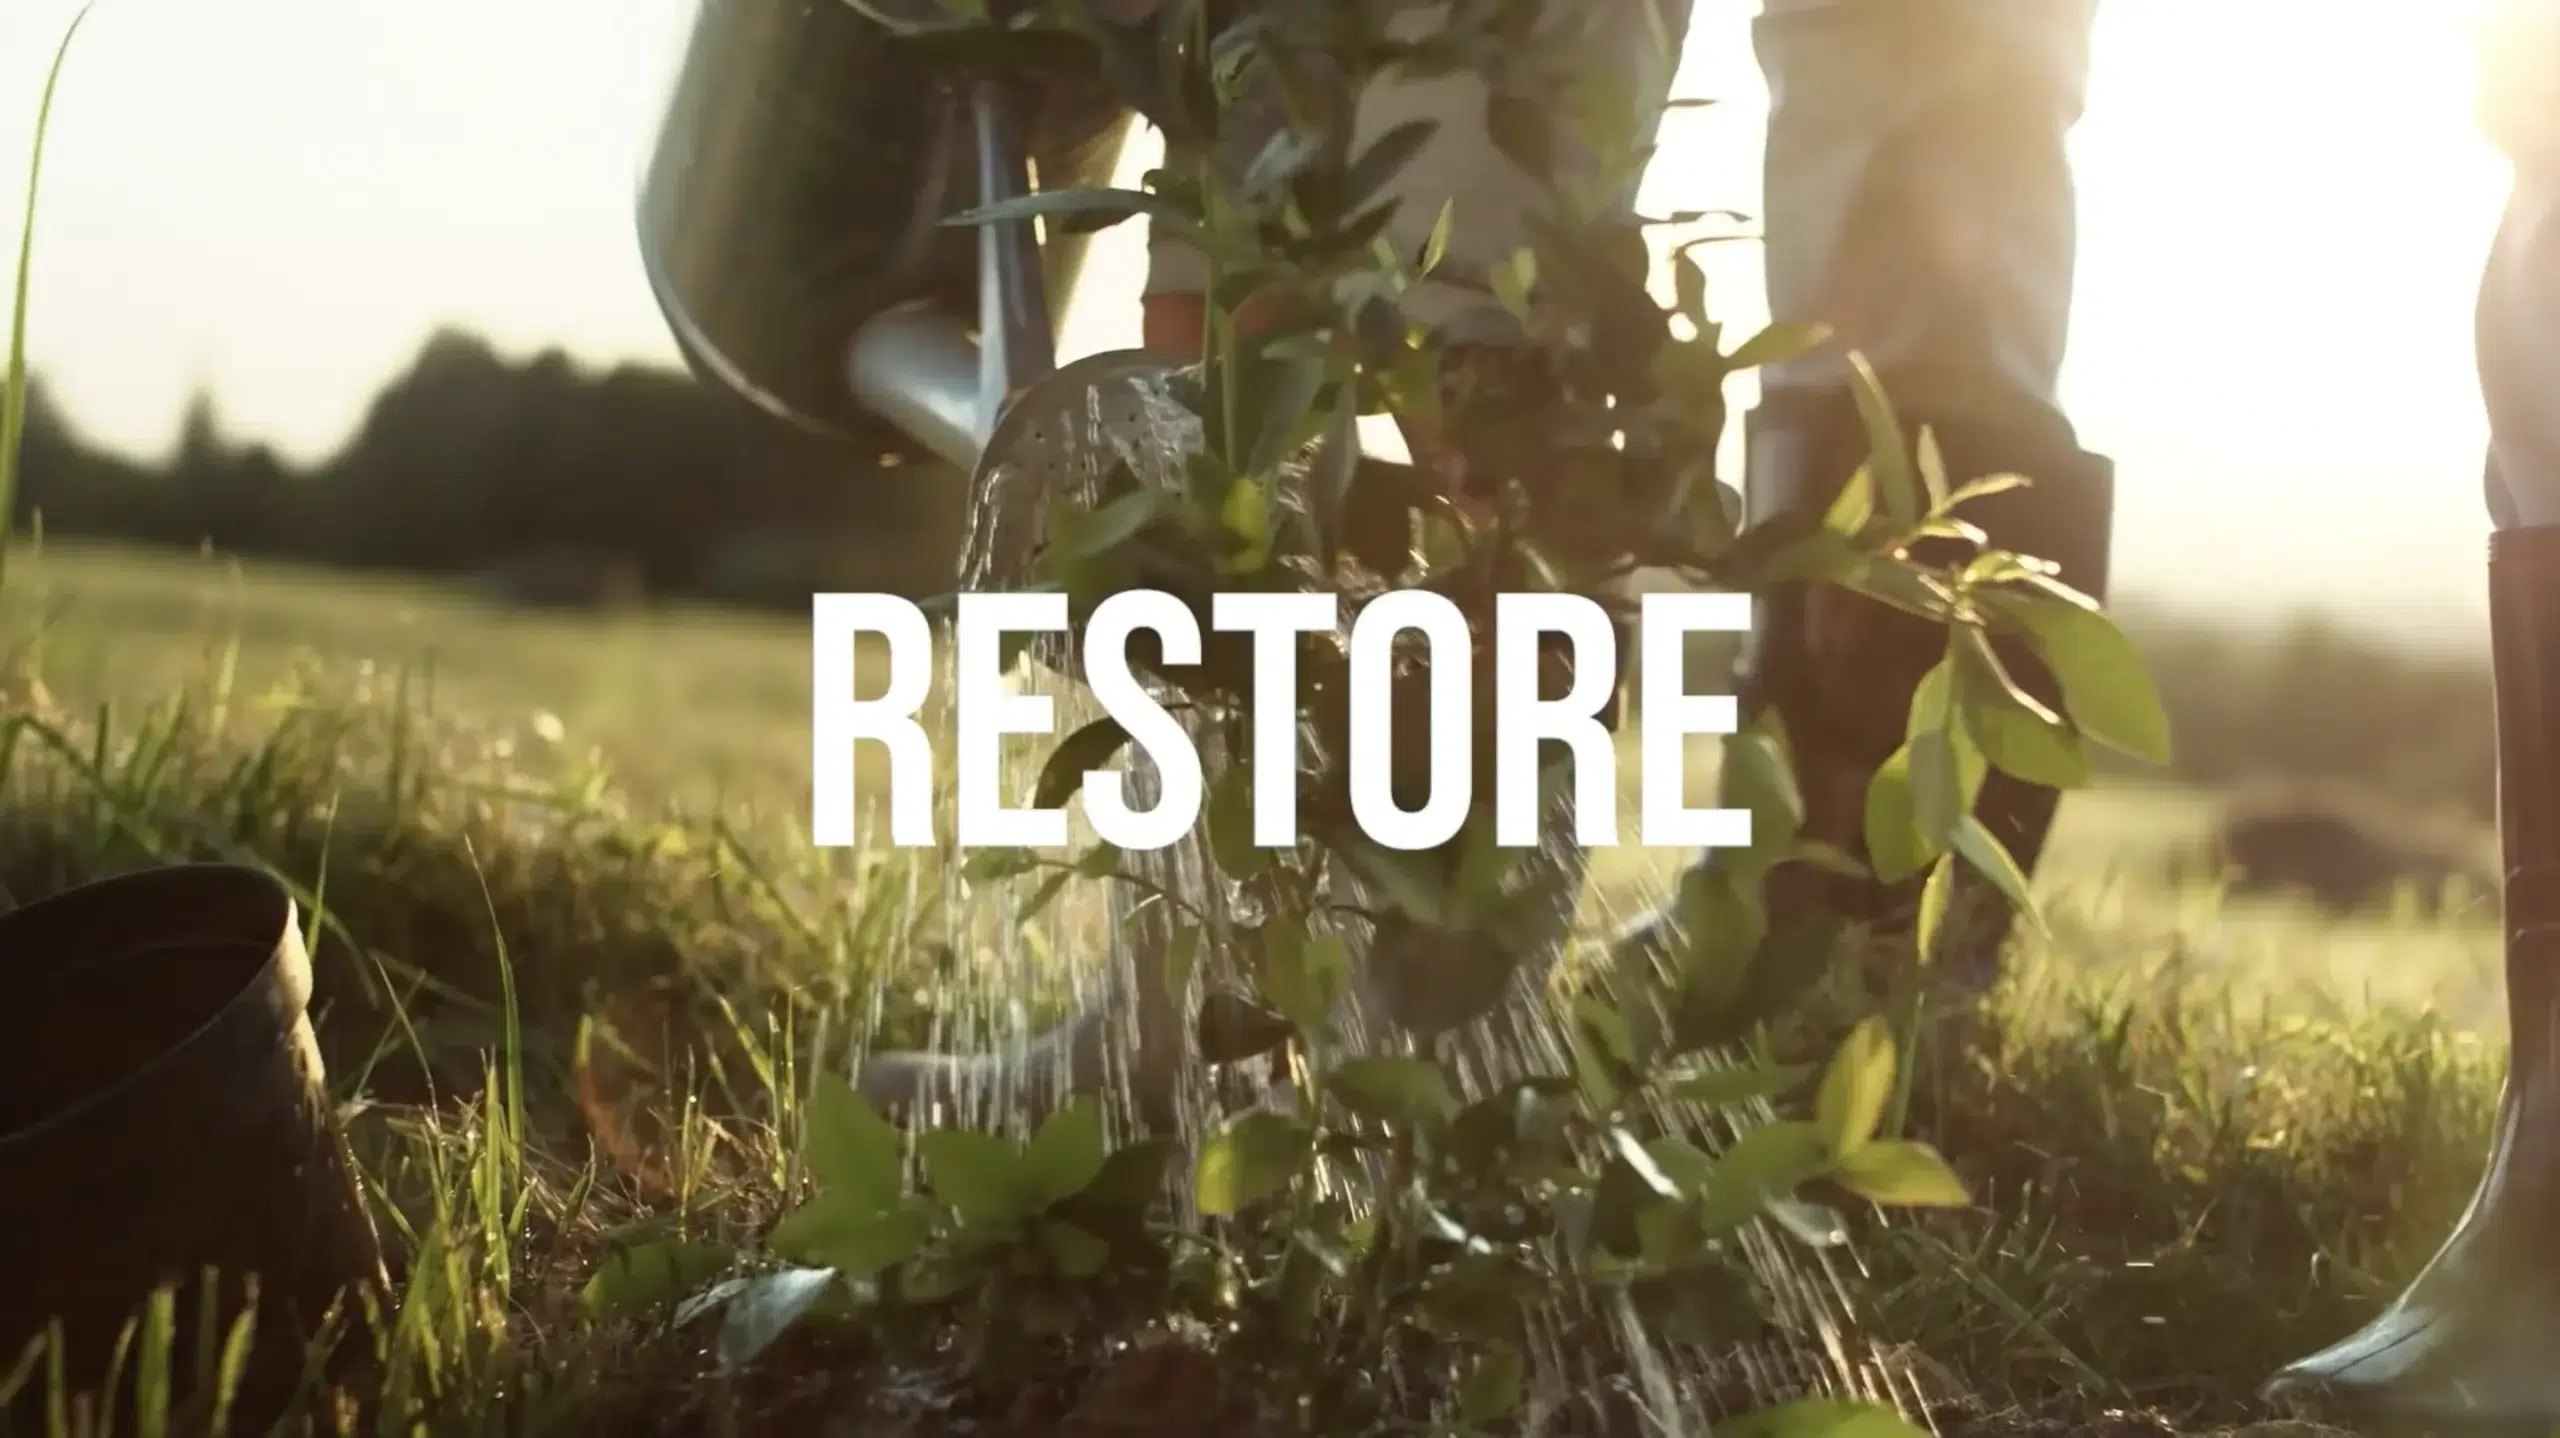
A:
[1750,0,2094,439]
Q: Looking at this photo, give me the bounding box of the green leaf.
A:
[1073,1135,1179,1220]
[1914,855,1955,967]
[1196,987,1298,1064]
[1646,1136,1719,1196]
[1694,1121,1832,1239]
[1038,1218,1113,1278]
[962,848,1041,883]
[1305,934,1353,1018]
[1861,744,1936,883]
[1337,838,1450,925]
[1056,488,1167,561]
[1952,629,2088,789]
[1450,809,1512,923]
[1222,474,1272,571]
[716,1267,842,1373]
[1310,390,1362,559]
[1670,863,1766,1020]
[917,1131,1038,1228]
[1834,1140,1972,1209]
[1025,1097,1111,1204]
[1662,1061,1811,1111]
[1816,1017,1894,1156]
[1574,991,1637,1071]
[1018,867,1074,923]
[1245,355,1328,483]
[1912,426,1952,512]
[1788,839,1869,880]
[1688,467,1741,556]
[1637,1193,1710,1265]
[944,184,1184,235]
[1628,1261,1768,1349]
[1951,814,2044,932]
[1822,466,1875,537]
[1904,728,1966,850]
[1340,118,1440,213]
[579,1239,735,1321]
[1607,1126,1683,1198]
[1420,198,1455,276]
[1725,321,1830,373]
[1719,718,1803,873]
[1241,124,1323,200]
[1945,472,2032,513]
[1717,1398,1931,1438]
[1257,925,1344,1033]
[0,1,91,597]
[1592,1131,1683,1254]
[1490,246,1539,318]
[1961,689,2089,791]
[1767,1197,1851,1249]
[1843,352,1917,529]
[766,1202,931,1280]
[1194,1111,1312,1217]
[897,1251,974,1305]
[801,1079,904,1214]
[1459,1346,1526,1424]
[1900,661,1983,847]
[1325,1056,1459,1130]
[1985,581,2172,765]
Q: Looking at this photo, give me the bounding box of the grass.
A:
[0,542,2520,1435]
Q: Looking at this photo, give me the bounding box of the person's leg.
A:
[2262,8,2560,1420]
[1617,0,2113,994]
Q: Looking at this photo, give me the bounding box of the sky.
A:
[0,0,2519,643]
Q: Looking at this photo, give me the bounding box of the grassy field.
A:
[0,541,2520,1436]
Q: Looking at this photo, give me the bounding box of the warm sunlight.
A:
[7,6,2560,1433]
[2065,1,2510,634]
[0,0,2531,630]
[1063,1,2520,633]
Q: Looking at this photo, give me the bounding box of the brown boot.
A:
[2262,523,2560,1428]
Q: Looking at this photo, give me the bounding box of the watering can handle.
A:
[970,77,1060,439]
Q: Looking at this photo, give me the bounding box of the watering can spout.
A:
[847,77,1059,475]
[848,304,988,473]
[638,0,1116,449]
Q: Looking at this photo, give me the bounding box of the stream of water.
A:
[858,356,1929,1434]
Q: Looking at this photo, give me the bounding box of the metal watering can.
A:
[636,0,1128,461]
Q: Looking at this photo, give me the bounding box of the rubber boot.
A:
[2261,523,2560,1429]
[1616,387,2115,991]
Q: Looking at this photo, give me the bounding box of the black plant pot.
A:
[0,864,389,1429]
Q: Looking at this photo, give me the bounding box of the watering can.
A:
[636,0,1132,462]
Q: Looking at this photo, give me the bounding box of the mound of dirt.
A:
[2208,784,2495,916]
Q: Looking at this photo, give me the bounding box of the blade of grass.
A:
[1,1,96,595]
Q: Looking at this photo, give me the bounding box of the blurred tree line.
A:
[7,329,976,608]
[6,330,2501,824]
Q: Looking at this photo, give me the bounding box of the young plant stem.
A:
[1,4,96,597]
